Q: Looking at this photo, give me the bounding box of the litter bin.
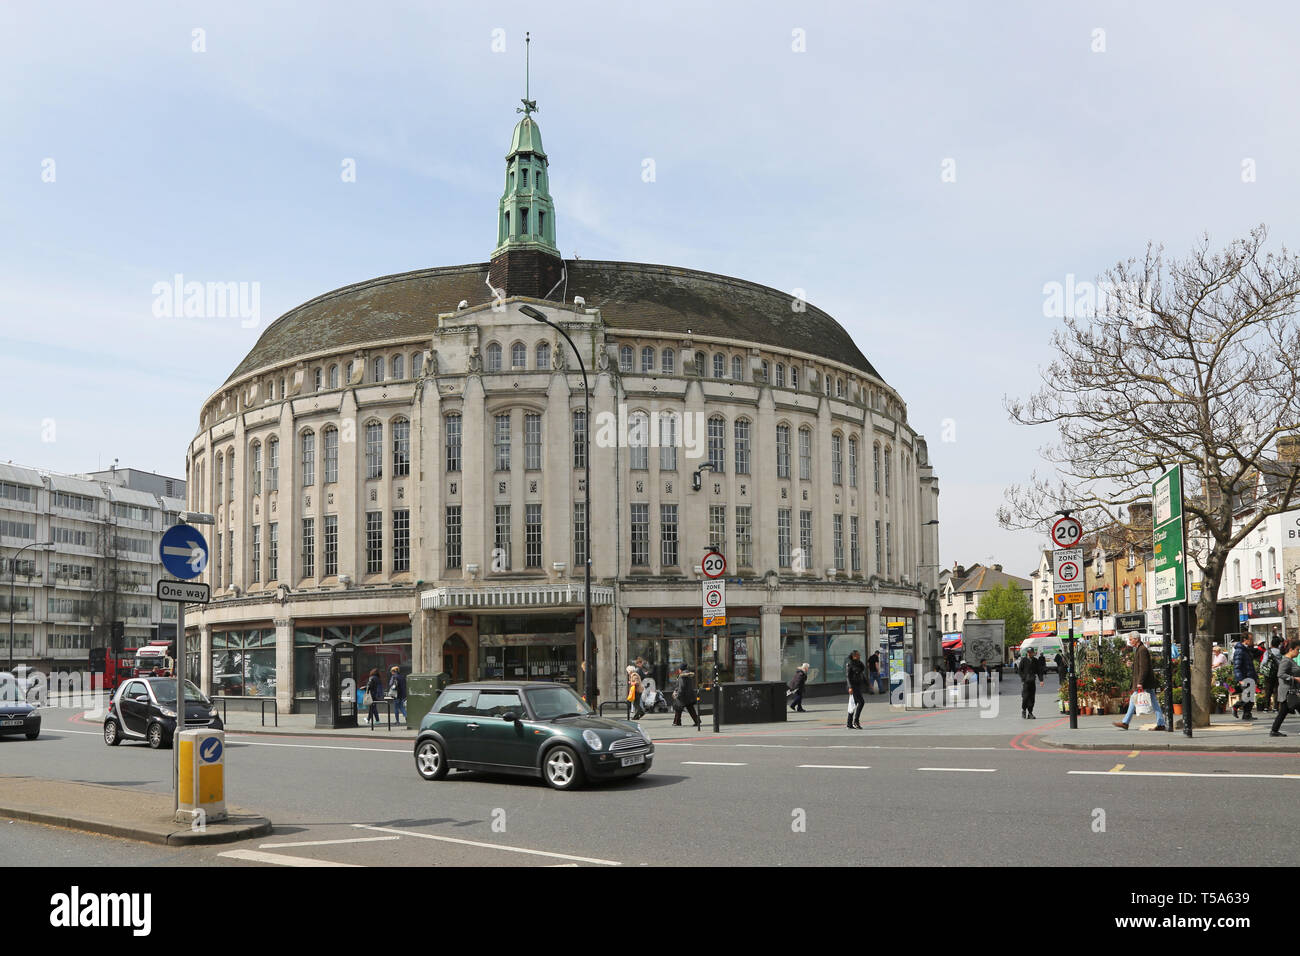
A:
[717,681,788,723]
[406,673,443,730]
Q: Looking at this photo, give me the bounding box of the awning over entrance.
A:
[420,584,616,611]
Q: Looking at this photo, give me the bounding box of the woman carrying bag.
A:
[364,668,383,730]
[625,665,645,720]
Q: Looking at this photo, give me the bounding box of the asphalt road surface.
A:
[5,684,1298,867]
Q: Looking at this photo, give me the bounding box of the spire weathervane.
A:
[518,32,537,116]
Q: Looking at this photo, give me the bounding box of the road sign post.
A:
[159,521,211,813]
[701,549,726,733]
[1152,465,1192,738]
[1050,511,1084,729]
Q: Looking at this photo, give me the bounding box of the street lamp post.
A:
[520,305,594,706]
[8,539,53,672]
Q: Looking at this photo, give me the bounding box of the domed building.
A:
[183,97,941,712]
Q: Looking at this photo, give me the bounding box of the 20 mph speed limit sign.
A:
[701,550,727,578]
[1050,516,1083,549]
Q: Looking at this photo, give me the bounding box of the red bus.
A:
[89,646,138,694]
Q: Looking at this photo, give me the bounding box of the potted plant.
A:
[1172,686,1183,715]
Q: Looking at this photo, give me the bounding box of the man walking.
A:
[1233,633,1259,721]
[1113,633,1165,731]
[846,650,867,728]
[1260,637,1283,712]
[787,662,809,712]
[1018,647,1045,719]
[1269,638,1300,737]
[388,666,408,726]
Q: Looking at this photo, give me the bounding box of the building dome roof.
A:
[225,260,882,385]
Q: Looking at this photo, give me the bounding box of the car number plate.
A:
[620,754,645,767]
[1,719,24,727]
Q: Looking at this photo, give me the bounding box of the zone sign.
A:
[1050,516,1083,549]
[701,551,727,579]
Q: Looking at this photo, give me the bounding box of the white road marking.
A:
[352,824,620,866]
[917,767,998,773]
[680,761,748,766]
[226,739,408,754]
[260,836,400,849]
[1069,770,1300,780]
[218,849,359,867]
[798,764,872,770]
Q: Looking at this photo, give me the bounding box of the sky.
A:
[4,0,1300,580]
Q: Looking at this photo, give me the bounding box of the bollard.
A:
[176,728,227,825]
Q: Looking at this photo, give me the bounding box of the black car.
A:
[0,693,40,740]
[103,677,223,749]
[414,681,654,790]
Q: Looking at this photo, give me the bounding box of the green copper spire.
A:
[493,32,558,257]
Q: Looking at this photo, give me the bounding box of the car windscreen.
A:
[526,685,592,720]
[150,680,208,706]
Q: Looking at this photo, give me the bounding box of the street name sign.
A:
[702,579,726,627]
[160,524,208,580]
[157,579,210,604]
[1153,465,1187,605]
[1052,547,1084,604]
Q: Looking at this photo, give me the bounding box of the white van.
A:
[1018,635,1066,671]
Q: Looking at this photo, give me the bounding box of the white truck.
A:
[961,619,1007,675]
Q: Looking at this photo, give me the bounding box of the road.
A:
[4,682,1298,867]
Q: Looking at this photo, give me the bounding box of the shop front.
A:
[629,610,761,693]
[290,619,413,704]
[778,609,868,690]
[477,613,581,685]
[1240,594,1284,642]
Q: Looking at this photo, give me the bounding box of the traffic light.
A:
[110,621,124,652]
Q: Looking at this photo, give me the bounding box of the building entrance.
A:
[444,634,469,682]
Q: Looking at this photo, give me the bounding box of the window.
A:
[524,413,542,470]
[799,510,813,566]
[323,516,338,577]
[373,356,384,382]
[885,522,892,576]
[1233,559,1241,592]
[301,433,314,486]
[695,351,706,376]
[250,443,262,495]
[412,352,423,377]
[313,368,322,391]
[884,448,891,497]
[631,504,650,566]
[573,501,586,569]
[659,412,678,471]
[629,412,649,470]
[736,506,752,566]
[328,365,338,389]
[836,378,843,398]
[709,505,727,553]
[366,512,383,574]
[799,427,812,481]
[875,520,882,573]
[536,342,551,369]
[619,345,633,372]
[495,413,512,471]
[661,504,679,566]
[393,418,410,477]
[641,346,655,373]
[831,434,842,485]
[1123,585,1131,612]
[0,481,34,504]
[873,444,881,492]
[251,526,261,582]
[732,355,743,380]
[486,343,502,372]
[833,514,844,569]
[1269,547,1277,583]
[392,354,404,380]
[301,518,314,578]
[365,422,383,479]
[346,361,354,382]
[268,523,278,580]
[661,349,675,374]
[775,363,785,387]
[526,504,543,569]
[776,424,791,478]
[572,410,587,468]
[494,505,512,570]
[708,416,726,472]
[778,509,792,568]
[850,516,861,572]
[511,342,526,369]
[1136,582,1144,609]
[761,360,769,383]
[790,367,798,390]
[228,452,235,502]
[267,438,279,491]
[446,506,462,569]
[713,353,725,378]
[393,510,409,573]
[734,419,751,475]
[446,414,462,472]
[324,427,338,484]
[848,437,858,488]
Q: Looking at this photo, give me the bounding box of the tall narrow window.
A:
[778,509,792,568]
[267,438,279,491]
[620,346,634,372]
[511,343,526,368]
[884,447,892,497]
[791,367,799,390]
[251,443,262,495]
[695,351,706,376]
[848,437,858,488]
[775,364,785,387]
[393,510,410,573]
[366,512,383,574]
[629,412,649,471]
[314,368,322,391]
[850,516,861,572]
[661,349,675,374]
[875,520,882,573]
[495,413,511,471]
[573,501,587,569]
[494,505,512,570]
[735,506,752,567]
[631,504,649,566]
[412,352,423,377]
[713,354,725,378]
[486,343,502,372]
[526,504,543,569]
[873,444,881,492]
[709,505,726,553]
[328,365,338,389]
[731,355,743,380]
[661,504,679,567]
[831,434,842,485]
[885,522,892,576]
[833,514,844,569]
[536,342,551,369]
[798,428,812,481]
[373,357,384,382]
[393,418,410,477]
[323,516,338,577]
[776,424,790,479]
[268,523,278,580]
[301,434,314,486]
[228,452,235,502]
[734,419,751,475]
[641,347,655,372]
[251,526,261,583]
[799,511,813,566]
[365,422,383,479]
[572,410,587,468]
[301,517,315,578]
[446,414,462,472]
[445,506,462,569]
[659,412,678,471]
[392,354,404,380]
[324,427,338,484]
[708,416,725,473]
[524,413,542,470]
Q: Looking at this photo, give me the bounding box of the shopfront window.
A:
[294,627,322,701]
[780,616,807,684]
[288,623,412,701]
[477,614,578,685]
[780,612,868,685]
[628,613,762,690]
[211,628,277,698]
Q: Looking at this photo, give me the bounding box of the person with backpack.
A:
[1233,633,1259,721]
[1260,637,1283,712]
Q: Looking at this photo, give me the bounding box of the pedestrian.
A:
[866,649,880,695]
[1017,647,1045,719]
[635,657,651,682]
[387,666,408,725]
[846,649,867,729]
[787,663,809,712]
[1212,644,1228,669]
[1233,633,1259,720]
[625,665,644,719]
[1260,636,1284,712]
[868,649,884,694]
[1268,638,1300,738]
[1054,651,1069,685]
[365,667,383,729]
[1113,633,1166,731]
[672,663,701,730]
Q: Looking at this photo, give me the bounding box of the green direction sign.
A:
[1152,464,1186,605]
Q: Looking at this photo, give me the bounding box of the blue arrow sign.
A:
[160,524,208,580]
[1095,591,1108,613]
[199,736,223,763]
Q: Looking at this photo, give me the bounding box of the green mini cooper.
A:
[413,681,654,790]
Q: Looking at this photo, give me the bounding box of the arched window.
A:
[328,365,339,389]
[536,342,551,369]
[346,361,354,382]
[798,427,812,480]
[659,412,678,471]
[392,354,404,380]
[620,345,634,372]
[299,432,314,486]
[323,427,338,483]
[790,367,799,390]
[884,447,892,497]
[734,419,751,475]
[267,438,279,491]
[775,363,785,387]
[486,343,502,372]
[708,416,726,472]
[695,351,706,376]
[641,346,655,372]
[365,421,383,479]
[775,424,791,478]
[713,353,725,378]
[661,348,675,374]
[445,413,462,472]
[313,367,322,391]
[836,378,843,398]
[511,342,526,369]
[373,356,385,382]
[250,441,262,496]
[412,352,423,377]
[731,355,743,381]
[873,443,881,492]
[393,418,410,477]
[629,412,649,470]
[215,452,223,502]
[831,433,842,485]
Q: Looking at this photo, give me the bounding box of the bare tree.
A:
[1000,226,1300,727]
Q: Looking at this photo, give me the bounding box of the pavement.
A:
[0,774,271,846]
[1039,710,1300,751]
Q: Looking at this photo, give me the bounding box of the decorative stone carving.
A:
[468,348,482,373]
[552,346,567,370]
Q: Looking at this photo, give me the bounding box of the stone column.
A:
[199,623,212,696]
[761,603,782,682]
[462,374,486,578]
[275,615,293,714]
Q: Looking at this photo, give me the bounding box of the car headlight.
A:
[158,707,176,718]
[208,707,217,717]
[636,722,652,741]
[582,729,603,751]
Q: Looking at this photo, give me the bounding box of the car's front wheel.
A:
[415,739,448,781]
[542,745,585,791]
[25,728,39,740]
[147,721,167,749]
[103,719,121,746]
